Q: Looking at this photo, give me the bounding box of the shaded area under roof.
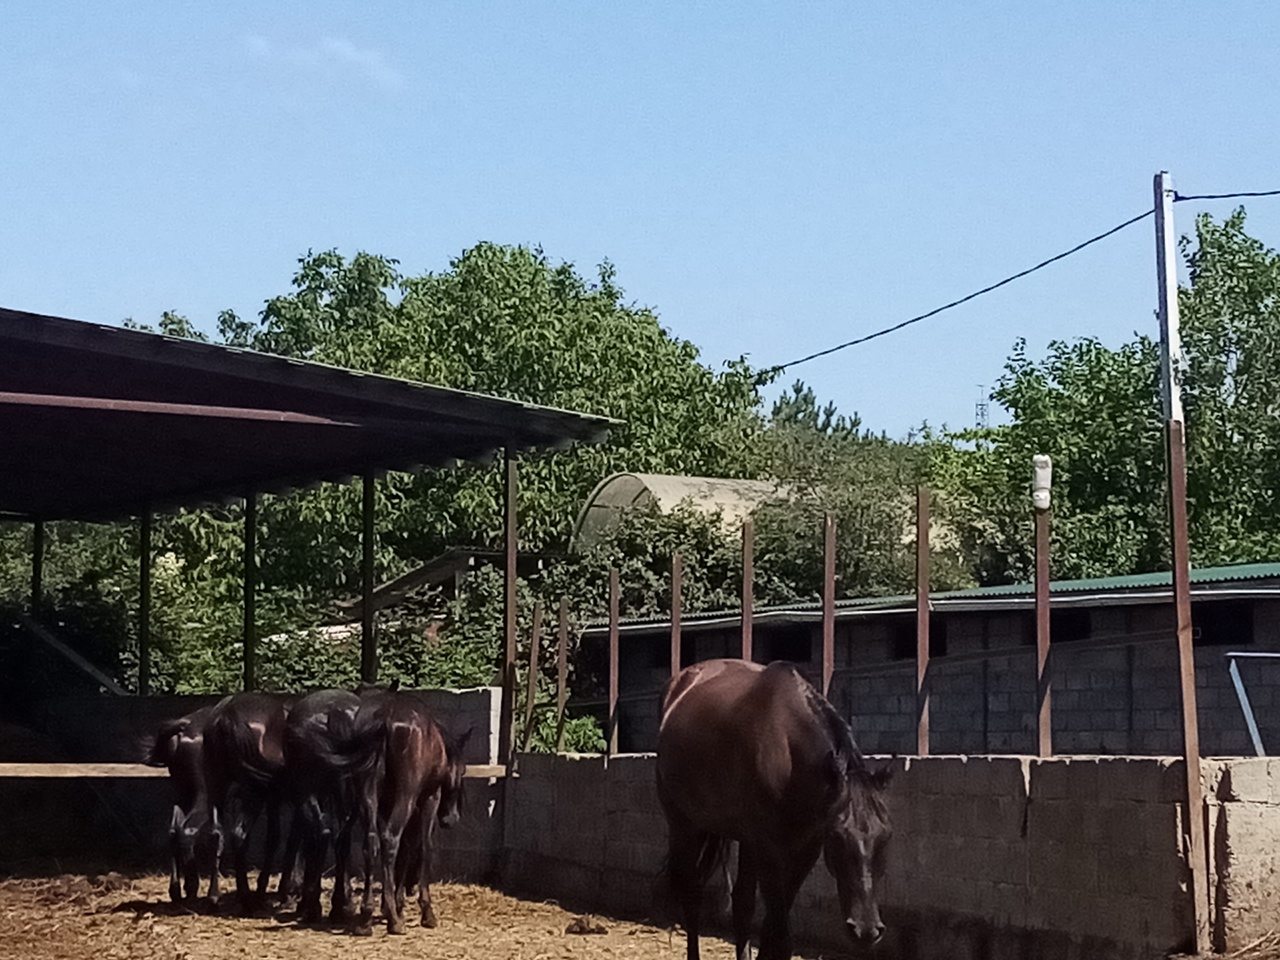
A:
[1,307,615,520]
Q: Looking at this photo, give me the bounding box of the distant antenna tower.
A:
[975,385,990,429]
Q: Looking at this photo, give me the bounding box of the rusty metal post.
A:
[30,520,44,619]
[360,472,377,684]
[524,600,543,743]
[822,513,836,697]
[1170,418,1208,947]
[498,450,518,766]
[1035,507,1052,756]
[741,519,754,662]
[555,596,569,752]
[138,509,152,696]
[670,551,683,680]
[915,486,930,756]
[242,492,257,692]
[607,567,620,756]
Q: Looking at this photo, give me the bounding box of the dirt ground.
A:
[0,873,739,960]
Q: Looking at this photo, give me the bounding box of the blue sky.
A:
[3,3,1278,436]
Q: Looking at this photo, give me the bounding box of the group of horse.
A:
[140,658,892,960]
[143,682,469,934]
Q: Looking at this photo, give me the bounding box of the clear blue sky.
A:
[3,2,1278,437]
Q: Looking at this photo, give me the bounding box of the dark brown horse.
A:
[282,688,362,924]
[144,704,215,903]
[318,692,469,934]
[202,691,294,912]
[656,659,892,960]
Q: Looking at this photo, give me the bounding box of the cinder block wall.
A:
[500,753,1211,960]
[1203,758,1280,952]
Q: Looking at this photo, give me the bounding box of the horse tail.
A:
[142,716,191,768]
[207,709,278,786]
[311,710,385,778]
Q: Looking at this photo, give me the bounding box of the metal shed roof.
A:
[1,307,615,520]
[582,562,1280,636]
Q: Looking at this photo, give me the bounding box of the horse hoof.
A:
[388,922,406,936]
[169,885,182,904]
[350,922,373,938]
[421,910,438,929]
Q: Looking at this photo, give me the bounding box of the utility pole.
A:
[1155,170,1208,955]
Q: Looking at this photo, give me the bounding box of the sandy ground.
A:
[0,873,740,960]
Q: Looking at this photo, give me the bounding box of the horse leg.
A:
[278,805,303,901]
[756,852,815,960]
[256,795,280,900]
[732,845,759,960]
[168,805,183,903]
[207,802,224,908]
[667,820,709,960]
[330,793,355,924]
[231,792,263,913]
[380,793,416,935]
[298,794,326,924]
[357,779,379,928]
[416,793,440,928]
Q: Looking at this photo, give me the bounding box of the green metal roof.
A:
[583,561,1280,634]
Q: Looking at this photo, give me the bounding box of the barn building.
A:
[584,561,1280,756]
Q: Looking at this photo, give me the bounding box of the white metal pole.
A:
[1154,170,1185,423]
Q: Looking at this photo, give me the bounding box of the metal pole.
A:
[524,600,542,744]
[555,596,569,752]
[915,486,930,756]
[607,567,620,756]
[822,513,836,697]
[498,449,518,766]
[1154,170,1208,955]
[670,551,683,680]
[30,520,44,620]
[242,492,257,692]
[1035,504,1052,757]
[138,509,152,696]
[741,519,754,662]
[360,472,377,684]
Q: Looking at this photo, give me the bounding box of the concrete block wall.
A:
[1203,757,1280,952]
[500,752,1212,959]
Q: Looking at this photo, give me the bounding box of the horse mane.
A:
[143,716,192,767]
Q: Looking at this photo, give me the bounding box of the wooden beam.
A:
[822,513,836,697]
[15,612,128,696]
[555,596,569,752]
[524,601,543,745]
[741,519,754,662]
[915,486,930,757]
[608,567,620,756]
[670,551,683,680]
[1035,505,1052,757]
[0,762,510,780]
[31,520,44,619]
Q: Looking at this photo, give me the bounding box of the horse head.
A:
[437,726,473,828]
[822,759,893,947]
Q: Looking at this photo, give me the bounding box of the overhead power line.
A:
[769,187,1280,374]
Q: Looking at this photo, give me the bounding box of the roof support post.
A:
[555,596,569,752]
[607,567,620,757]
[915,486,930,757]
[822,513,836,697]
[670,551,683,680]
[741,519,754,662]
[1035,500,1052,756]
[523,601,542,749]
[361,472,377,684]
[498,449,518,765]
[30,520,44,621]
[243,492,257,692]
[138,508,152,696]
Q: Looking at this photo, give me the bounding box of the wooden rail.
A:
[0,763,509,779]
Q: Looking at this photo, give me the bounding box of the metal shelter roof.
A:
[1,307,615,520]
[571,472,782,550]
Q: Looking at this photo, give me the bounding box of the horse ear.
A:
[868,761,895,790]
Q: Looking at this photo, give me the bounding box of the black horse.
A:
[202,691,294,912]
[144,704,215,903]
[317,691,469,934]
[657,659,892,960]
